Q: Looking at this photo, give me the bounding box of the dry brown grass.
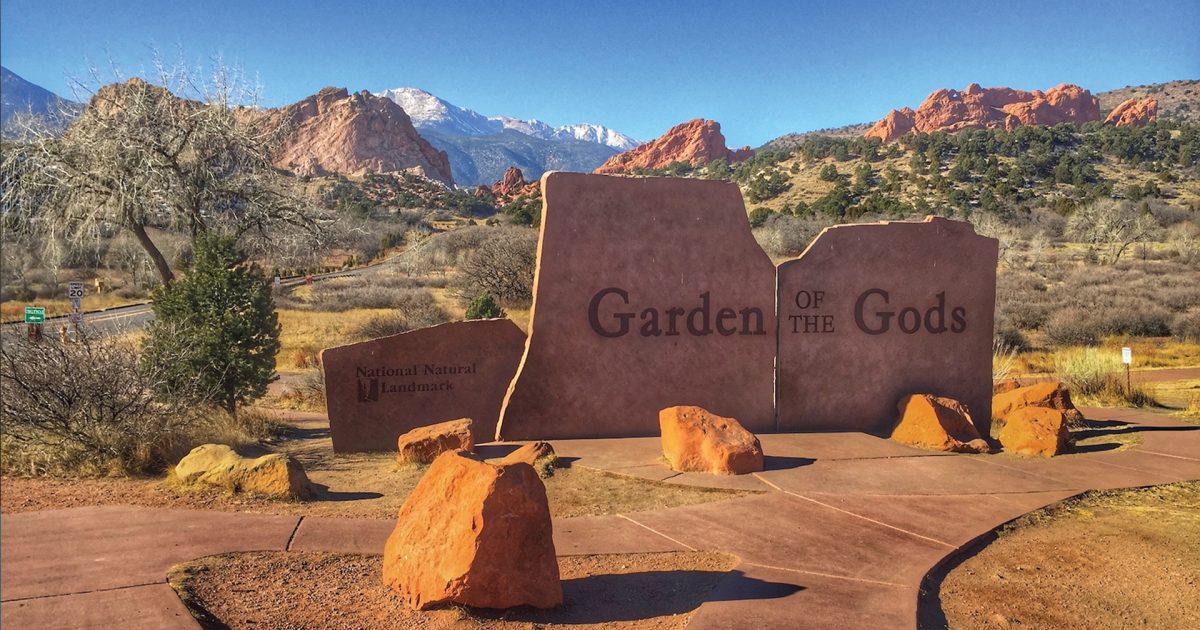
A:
[0,293,146,322]
[1012,337,1200,376]
[933,482,1200,629]
[276,308,399,373]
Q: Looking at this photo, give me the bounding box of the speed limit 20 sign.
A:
[67,282,85,299]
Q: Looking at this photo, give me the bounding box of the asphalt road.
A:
[3,260,395,338]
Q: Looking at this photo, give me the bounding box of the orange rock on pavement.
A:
[992,381,1084,426]
[659,406,764,475]
[998,406,1070,457]
[396,418,474,464]
[382,450,561,610]
[891,394,990,454]
[499,441,557,468]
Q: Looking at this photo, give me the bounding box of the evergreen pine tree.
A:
[143,232,280,415]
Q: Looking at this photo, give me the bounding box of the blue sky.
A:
[2,0,1197,146]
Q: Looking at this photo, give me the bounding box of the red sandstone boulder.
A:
[382,450,561,610]
[865,83,1102,142]
[659,406,764,475]
[997,406,1070,457]
[891,394,990,454]
[1105,97,1158,127]
[992,382,1084,427]
[595,119,752,174]
[396,418,474,464]
[499,441,558,476]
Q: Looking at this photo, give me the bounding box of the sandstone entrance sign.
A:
[496,173,777,440]
[321,319,525,451]
[776,217,998,435]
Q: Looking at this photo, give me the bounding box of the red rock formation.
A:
[659,405,764,475]
[865,83,1103,142]
[271,87,454,184]
[396,418,474,464]
[991,381,1084,427]
[383,450,561,610]
[997,406,1070,457]
[490,166,539,203]
[891,394,990,454]
[595,119,752,174]
[1104,97,1158,127]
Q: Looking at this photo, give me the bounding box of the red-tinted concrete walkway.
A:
[2,408,1197,629]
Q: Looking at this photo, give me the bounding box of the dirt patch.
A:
[926,482,1200,629]
[168,550,737,629]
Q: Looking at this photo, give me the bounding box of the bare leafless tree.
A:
[451,227,537,305]
[1,56,324,286]
[1068,199,1161,265]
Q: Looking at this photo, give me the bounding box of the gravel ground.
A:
[168,551,738,629]
[930,481,1200,629]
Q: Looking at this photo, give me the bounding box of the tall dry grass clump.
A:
[1054,347,1158,407]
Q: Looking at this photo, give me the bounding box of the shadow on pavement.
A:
[310,483,384,502]
[764,455,817,471]
[476,569,800,624]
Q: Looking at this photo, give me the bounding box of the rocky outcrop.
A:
[382,450,561,610]
[271,87,454,184]
[891,394,990,454]
[659,405,764,475]
[1104,97,1158,127]
[174,444,313,498]
[595,119,752,174]
[396,418,474,464]
[865,83,1103,142]
[997,406,1070,457]
[489,166,539,203]
[992,382,1084,427]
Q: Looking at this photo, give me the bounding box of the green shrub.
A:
[748,207,774,228]
[465,293,505,320]
[143,233,280,415]
[818,164,840,182]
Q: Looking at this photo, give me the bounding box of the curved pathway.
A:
[2,407,1197,629]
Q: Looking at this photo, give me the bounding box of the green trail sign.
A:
[24,306,45,324]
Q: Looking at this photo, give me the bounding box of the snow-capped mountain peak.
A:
[553,123,640,151]
[374,86,639,151]
[374,87,496,136]
[489,116,555,138]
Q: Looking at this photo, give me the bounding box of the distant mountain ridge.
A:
[1,66,79,137]
[374,87,639,185]
[761,79,1197,150]
[375,87,639,150]
[421,128,620,188]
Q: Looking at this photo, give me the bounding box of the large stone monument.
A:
[776,217,998,435]
[496,173,777,440]
[321,319,525,451]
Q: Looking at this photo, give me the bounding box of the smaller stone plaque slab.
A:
[777,217,998,435]
[321,319,526,452]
